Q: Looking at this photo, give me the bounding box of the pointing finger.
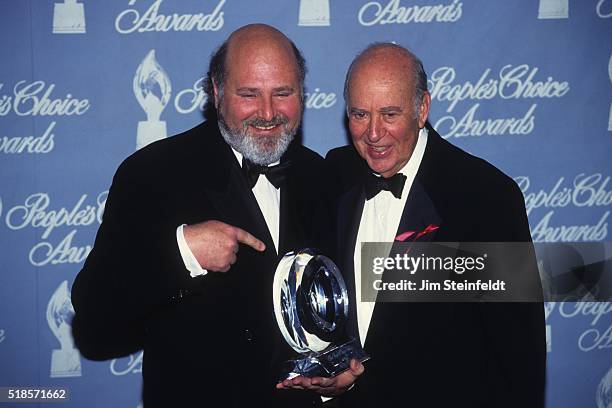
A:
[234,227,266,252]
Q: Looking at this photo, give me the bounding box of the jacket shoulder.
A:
[122,122,208,163]
[424,130,530,241]
[426,131,520,195]
[113,122,216,183]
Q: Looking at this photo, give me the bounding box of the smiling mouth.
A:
[245,115,288,132]
[368,145,392,157]
[252,124,278,131]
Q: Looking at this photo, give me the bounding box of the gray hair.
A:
[343,42,428,119]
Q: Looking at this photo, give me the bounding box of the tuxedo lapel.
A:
[394,179,441,242]
[278,186,291,257]
[278,154,304,257]
[337,185,366,341]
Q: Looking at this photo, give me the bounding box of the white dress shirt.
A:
[353,127,428,346]
[176,148,280,277]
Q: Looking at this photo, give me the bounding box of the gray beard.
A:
[218,115,296,166]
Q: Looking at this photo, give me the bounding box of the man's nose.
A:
[366,116,383,142]
[258,95,275,121]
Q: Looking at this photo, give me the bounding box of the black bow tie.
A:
[364,172,407,200]
[242,158,290,189]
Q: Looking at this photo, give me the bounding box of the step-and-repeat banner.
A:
[1,1,611,407]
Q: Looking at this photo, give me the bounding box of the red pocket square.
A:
[395,231,416,241]
[395,224,439,242]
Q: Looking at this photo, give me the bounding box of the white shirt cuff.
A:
[176,224,208,278]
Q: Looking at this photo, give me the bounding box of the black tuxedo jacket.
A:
[72,121,325,407]
[324,125,546,408]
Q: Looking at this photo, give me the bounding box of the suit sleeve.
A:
[71,157,201,360]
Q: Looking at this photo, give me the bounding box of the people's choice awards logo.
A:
[47,280,82,378]
[0,81,90,154]
[538,0,569,19]
[53,0,86,34]
[516,174,610,242]
[597,366,612,408]
[357,0,462,26]
[115,0,225,34]
[550,302,611,353]
[4,192,106,266]
[134,50,171,150]
[429,65,569,138]
[298,0,330,26]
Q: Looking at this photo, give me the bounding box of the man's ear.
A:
[212,79,220,109]
[418,91,431,129]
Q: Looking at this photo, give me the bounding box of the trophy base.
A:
[279,338,369,381]
[50,349,82,378]
[53,3,86,34]
[537,0,569,19]
[136,121,167,150]
[298,19,330,27]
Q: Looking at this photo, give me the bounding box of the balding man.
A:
[72,25,325,407]
[288,43,545,406]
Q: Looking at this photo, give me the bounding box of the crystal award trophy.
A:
[273,249,369,380]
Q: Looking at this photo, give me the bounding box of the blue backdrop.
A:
[0,0,611,407]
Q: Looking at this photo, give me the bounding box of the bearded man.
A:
[71,24,325,408]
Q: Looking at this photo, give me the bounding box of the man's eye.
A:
[352,112,367,120]
[275,92,291,97]
[383,112,398,118]
[239,94,256,98]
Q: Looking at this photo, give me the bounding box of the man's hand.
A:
[183,220,265,272]
[275,359,364,397]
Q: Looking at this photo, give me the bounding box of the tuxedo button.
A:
[244,329,253,341]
